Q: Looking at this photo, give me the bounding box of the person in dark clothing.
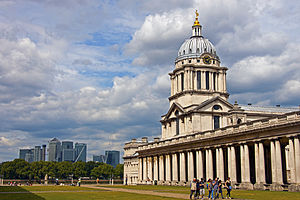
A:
[225,177,232,199]
[216,180,224,199]
[199,178,205,200]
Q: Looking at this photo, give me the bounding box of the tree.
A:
[114,164,124,179]
[91,163,113,179]
[57,161,73,179]
[85,161,100,178]
[72,161,87,178]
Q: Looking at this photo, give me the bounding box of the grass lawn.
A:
[103,185,300,200]
[0,186,97,192]
[0,186,183,200]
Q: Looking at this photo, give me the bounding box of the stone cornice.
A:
[138,111,300,157]
[168,90,229,101]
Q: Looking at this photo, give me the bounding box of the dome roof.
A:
[176,36,218,62]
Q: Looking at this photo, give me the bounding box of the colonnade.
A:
[170,69,227,96]
[138,136,300,190]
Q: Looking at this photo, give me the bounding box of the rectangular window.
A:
[214,116,220,129]
[181,73,184,91]
[213,72,216,90]
[197,71,201,90]
[206,71,209,90]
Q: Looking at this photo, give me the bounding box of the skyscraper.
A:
[34,146,42,162]
[93,154,106,163]
[105,150,120,167]
[19,149,32,160]
[48,138,62,162]
[74,143,87,162]
[25,149,34,163]
[41,145,46,161]
[62,141,74,162]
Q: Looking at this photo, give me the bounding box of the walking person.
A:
[208,179,213,199]
[199,178,205,200]
[212,178,219,200]
[225,177,232,199]
[216,180,224,199]
[196,179,200,199]
[190,178,197,199]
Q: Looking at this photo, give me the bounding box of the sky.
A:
[0,0,300,162]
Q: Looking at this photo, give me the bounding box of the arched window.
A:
[196,48,200,53]
[189,49,192,54]
[183,50,185,54]
[237,118,242,124]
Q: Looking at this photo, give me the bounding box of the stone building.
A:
[123,12,300,191]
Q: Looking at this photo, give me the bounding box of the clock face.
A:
[203,56,211,64]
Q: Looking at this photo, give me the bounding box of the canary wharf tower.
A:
[124,11,300,192]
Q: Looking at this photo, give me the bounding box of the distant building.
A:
[48,138,62,162]
[41,145,46,161]
[19,149,32,160]
[74,143,87,162]
[62,141,74,162]
[105,150,120,167]
[25,149,34,163]
[93,154,106,163]
[34,146,42,162]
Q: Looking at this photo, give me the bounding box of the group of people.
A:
[190,177,232,200]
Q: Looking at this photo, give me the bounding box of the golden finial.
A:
[194,10,200,26]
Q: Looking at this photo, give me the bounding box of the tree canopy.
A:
[0,159,123,180]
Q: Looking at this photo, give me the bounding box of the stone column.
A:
[227,146,232,179]
[289,138,296,183]
[143,157,148,182]
[231,146,237,182]
[206,149,210,180]
[148,157,153,181]
[219,148,225,181]
[295,137,300,184]
[188,151,194,181]
[139,157,143,182]
[270,140,277,183]
[259,142,266,183]
[180,152,186,182]
[172,154,178,182]
[165,154,171,182]
[275,140,283,184]
[209,149,213,179]
[240,144,245,182]
[153,156,158,181]
[196,150,203,179]
[159,155,165,181]
[216,148,220,178]
[254,143,260,183]
[244,144,250,183]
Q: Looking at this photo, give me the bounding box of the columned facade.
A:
[123,12,300,191]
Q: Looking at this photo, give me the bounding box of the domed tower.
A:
[169,11,229,107]
[161,11,232,139]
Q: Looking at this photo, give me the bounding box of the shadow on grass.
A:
[0,186,45,200]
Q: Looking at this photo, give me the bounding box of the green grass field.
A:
[1,185,300,200]
[0,186,181,200]
[102,185,300,200]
